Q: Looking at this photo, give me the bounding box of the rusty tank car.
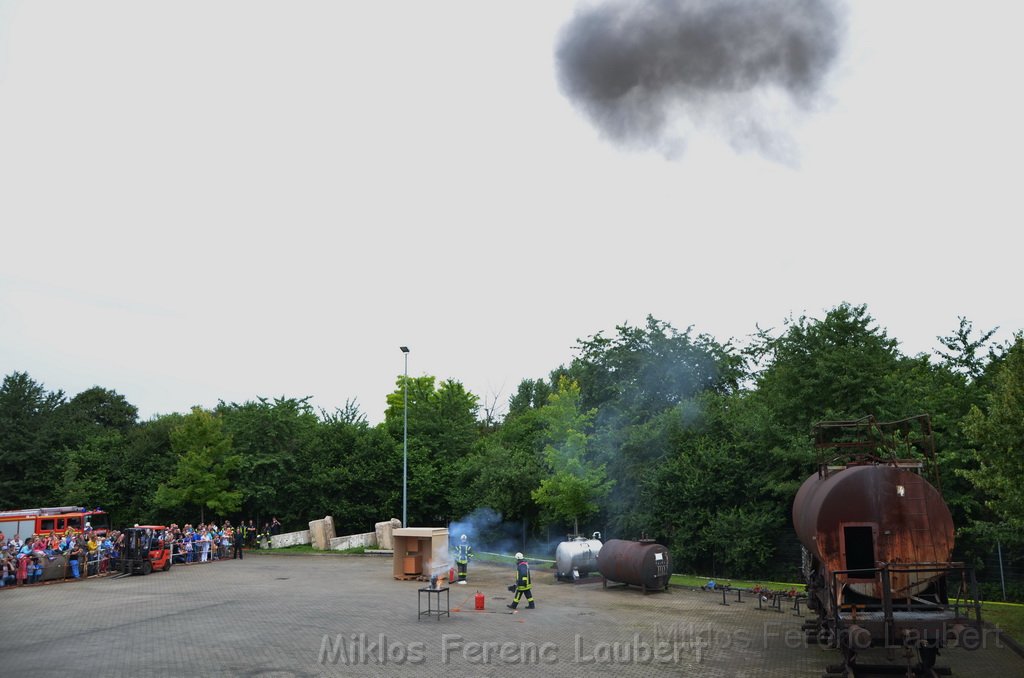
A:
[597,538,671,593]
[794,415,982,676]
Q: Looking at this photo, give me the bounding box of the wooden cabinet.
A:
[392,527,449,580]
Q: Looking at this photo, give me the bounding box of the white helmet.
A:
[515,552,524,560]
[460,534,467,542]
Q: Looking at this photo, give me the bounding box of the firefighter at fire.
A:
[507,552,535,610]
[453,534,474,584]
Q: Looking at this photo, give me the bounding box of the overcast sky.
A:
[1,1,1021,423]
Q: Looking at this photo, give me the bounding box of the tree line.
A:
[1,303,1021,593]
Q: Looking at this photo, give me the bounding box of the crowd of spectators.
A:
[164,521,250,563]
[0,528,113,586]
[0,517,283,589]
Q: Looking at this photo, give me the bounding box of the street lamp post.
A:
[400,346,410,528]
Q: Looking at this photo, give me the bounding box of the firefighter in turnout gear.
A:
[453,534,473,584]
[507,553,535,610]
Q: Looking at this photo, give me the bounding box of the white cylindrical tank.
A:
[555,533,603,581]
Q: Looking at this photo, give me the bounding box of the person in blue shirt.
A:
[29,556,43,584]
[68,542,83,579]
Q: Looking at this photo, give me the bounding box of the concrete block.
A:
[375,517,402,550]
[329,531,377,551]
[270,530,310,548]
[309,518,333,550]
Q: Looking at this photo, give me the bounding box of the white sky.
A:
[1,1,1021,422]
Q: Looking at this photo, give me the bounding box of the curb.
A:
[985,622,1024,659]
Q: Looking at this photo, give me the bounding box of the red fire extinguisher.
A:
[449,566,456,584]
[475,591,485,610]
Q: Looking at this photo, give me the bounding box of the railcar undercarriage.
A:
[802,555,982,677]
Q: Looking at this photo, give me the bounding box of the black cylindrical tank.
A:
[597,539,671,592]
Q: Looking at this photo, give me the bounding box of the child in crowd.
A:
[68,543,82,579]
[28,556,43,584]
[17,553,30,585]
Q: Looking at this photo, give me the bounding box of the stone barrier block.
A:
[308,518,334,550]
[374,517,402,550]
[270,530,311,548]
[329,531,377,551]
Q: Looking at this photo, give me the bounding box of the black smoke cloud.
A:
[555,0,846,160]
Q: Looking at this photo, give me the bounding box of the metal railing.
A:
[0,538,244,590]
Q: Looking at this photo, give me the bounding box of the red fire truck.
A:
[0,506,110,540]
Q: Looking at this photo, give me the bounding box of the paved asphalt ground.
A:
[0,553,1020,677]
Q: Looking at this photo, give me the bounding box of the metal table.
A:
[418,586,450,621]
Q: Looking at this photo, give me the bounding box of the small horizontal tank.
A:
[555,533,602,581]
[597,538,671,593]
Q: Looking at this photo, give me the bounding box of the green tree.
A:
[936,316,999,381]
[700,504,783,577]
[750,302,904,430]
[217,396,319,523]
[384,376,480,525]
[641,391,788,576]
[560,317,742,539]
[531,377,613,534]
[57,431,123,512]
[507,378,553,418]
[0,372,65,505]
[450,393,548,540]
[45,387,139,522]
[289,404,401,534]
[117,413,183,526]
[960,335,1024,536]
[568,315,744,418]
[154,407,242,522]
[459,440,541,523]
[876,351,990,531]
[52,386,138,448]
